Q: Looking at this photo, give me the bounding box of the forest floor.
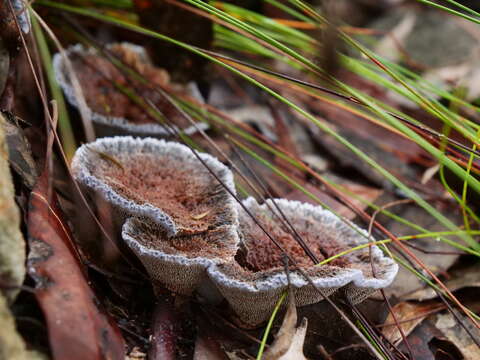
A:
[1,0,480,359]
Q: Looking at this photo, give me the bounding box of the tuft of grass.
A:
[35,4,480,250]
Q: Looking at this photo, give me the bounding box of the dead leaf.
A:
[374,13,417,62]
[0,39,8,97]
[382,202,463,299]
[269,104,300,160]
[306,91,424,163]
[0,294,30,360]
[2,111,37,189]
[381,301,445,345]
[223,105,277,142]
[400,318,444,360]
[310,125,421,190]
[133,0,212,83]
[406,263,480,301]
[192,210,211,221]
[434,311,480,360]
[193,308,236,360]
[263,295,308,360]
[27,171,125,360]
[0,113,25,302]
[285,178,382,221]
[395,310,480,359]
[128,347,147,360]
[268,103,306,181]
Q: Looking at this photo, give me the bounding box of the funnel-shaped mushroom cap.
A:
[71,136,238,238]
[53,43,207,138]
[122,217,239,295]
[208,198,398,325]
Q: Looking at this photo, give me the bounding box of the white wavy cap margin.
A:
[208,197,399,293]
[122,217,239,269]
[52,43,208,136]
[71,136,239,238]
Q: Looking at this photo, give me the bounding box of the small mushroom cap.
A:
[208,197,398,325]
[122,217,239,295]
[53,43,208,138]
[71,136,238,238]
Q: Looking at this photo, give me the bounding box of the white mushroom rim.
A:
[122,217,239,268]
[71,136,238,238]
[207,198,398,293]
[53,43,208,136]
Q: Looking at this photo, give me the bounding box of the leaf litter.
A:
[2,0,480,359]
[27,171,125,360]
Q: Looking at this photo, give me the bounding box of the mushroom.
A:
[53,43,207,138]
[122,217,238,295]
[72,138,398,325]
[207,198,398,325]
[71,136,238,239]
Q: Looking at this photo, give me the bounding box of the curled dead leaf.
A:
[27,172,125,359]
[191,210,212,221]
[263,295,308,360]
[381,301,445,345]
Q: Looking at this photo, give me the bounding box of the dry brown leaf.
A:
[0,112,25,302]
[382,301,445,345]
[285,179,382,221]
[374,13,417,62]
[399,318,444,360]
[406,264,480,301]
[0,294,30,360]
[2,112,37,189]
[263,295,308,360]
[383,203,463,299]
[434,311,480,360]
[27,171,125,359]
[127,347,147,360]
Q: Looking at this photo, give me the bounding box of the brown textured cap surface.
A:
[53,43,207,138]
[122,218,239,295]
[208,198,398,325]
[72,136,238,239]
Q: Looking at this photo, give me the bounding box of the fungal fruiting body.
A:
[72,136,239,294]
[122,218,238,295]
[207,198,398,325]
[72,137,398,326]
[53,43,208,138]
[72,136,238,235]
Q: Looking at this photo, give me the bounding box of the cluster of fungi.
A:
[60,43,397,326]
[72,136,398,326]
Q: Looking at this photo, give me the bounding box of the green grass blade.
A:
[414,0,480,24]
[35,0,478,251]
[256,292,287,360]
[264,0,313,23]
[31,12,77,160]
